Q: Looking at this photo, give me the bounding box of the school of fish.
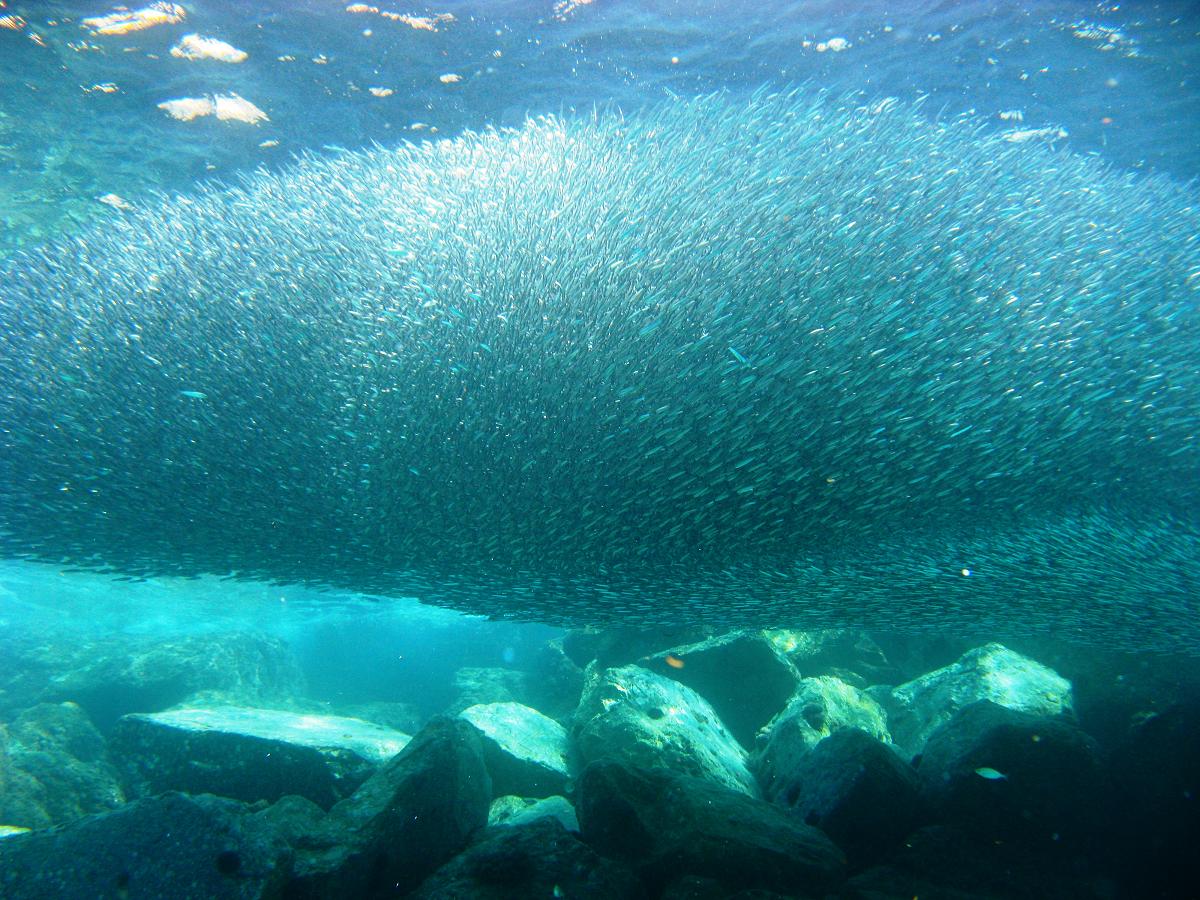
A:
[0,90,1196,651]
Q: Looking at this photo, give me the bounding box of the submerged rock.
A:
[1110,700,1200,897]
[111,705,410,809]
[639,630,799,749]
[752,676,890,803]
[0,702,124,829]
[284,715,491,897]
[778,728,927,867]
[574,664,757,797]
[460,702,571,798]
[488,795,579,832]
[411,817,645,899]
[1,630,305,730]
[576,759,845,896]
[916,700,1110,848]
[767,629,904,686]
[0,791,289,900]
[884,643,1074,758]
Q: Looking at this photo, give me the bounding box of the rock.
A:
[1109,700,1200,898]
[411,817,645,899]
[489,795,579,832]
[284,715,491,897]
[574,664,757,797]
[460,702,570,798]
[917,700,1110,848]
[561,625,710,671]
[752,676,890,803]
[524,637,586,721]
[779,728,927,867]
[639,630,799,749]
[0,702,124,829]
[577,759,845,896]
[337,700,424,734]
[659,876,799,900]
[884,642,1073,759]
[111,705,410,809]
[0,791,289,899]
[766,629,904,687]
[845,825,1113,900]
[249,794,327,846]
[449,667,529,713]
[1,630,305,731]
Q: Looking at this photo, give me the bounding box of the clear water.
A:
[0,2,1198,898]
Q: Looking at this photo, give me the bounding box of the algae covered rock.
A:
[111,705,410,809]
[780,728,927,866]
[460,701,571,798]
[577,759,845,896]
[285,715,492,897]
[916,700,1110,848]
[9,630,306,730]
[0,702,124,829]
[639,630,799,749]
[411,816,645,899]
[0,791,289,900]
[885,643,1074,758]
[574,664,757,797]
[488,794,579,832]
[752,676,890,803]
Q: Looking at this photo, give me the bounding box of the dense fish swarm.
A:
[1,91,1197,651]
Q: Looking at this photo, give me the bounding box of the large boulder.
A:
[884,643,1073,759]
[111,705,410,809]
[846,824,1099,900]
[779,728,928,867]
[284,715,492,897]
[1109,700,1200,897]
[460,702,571,798]
[639,631,799,749]
[917,700,1110,848]
[0,702,124,829]
[411,817,645,899]
[752,676,890,803]
[574,664,756,796]
[577,759,845,897]
[0,791,289,900]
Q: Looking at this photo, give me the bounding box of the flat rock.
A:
[411,817,645,899]
[0,791,288,900]
[574,664,757,797]
[112,705,409,809]
[639,630,799,749]
[284,715,492,897]
[577,759,845,896]
[752,676,890,803]
[460,702,570,798]
[885,643,1073,758]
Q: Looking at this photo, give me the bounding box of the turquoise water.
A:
[0,2,1198,898]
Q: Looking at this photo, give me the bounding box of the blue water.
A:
[2,0,1198,256]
